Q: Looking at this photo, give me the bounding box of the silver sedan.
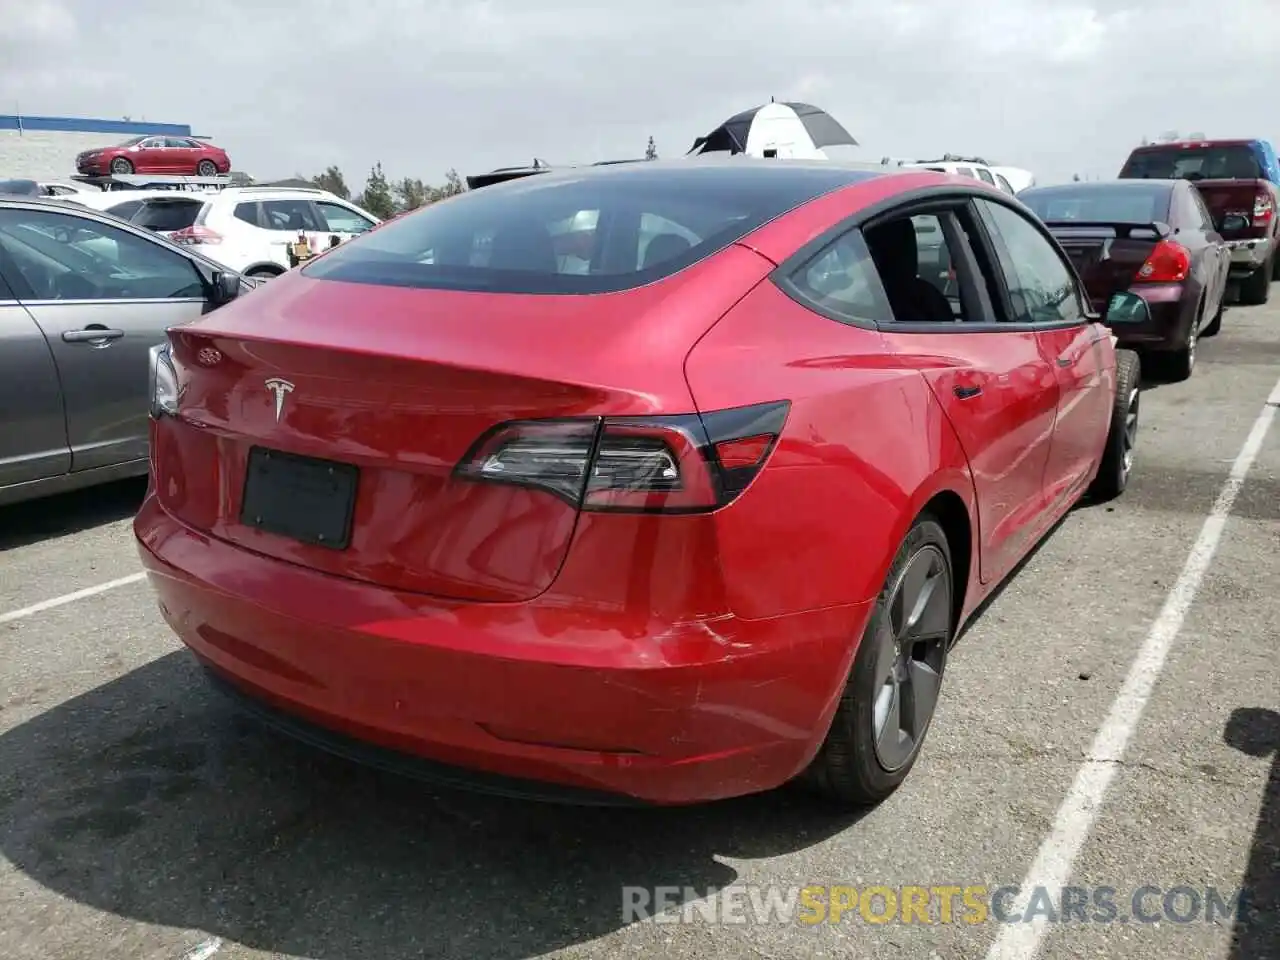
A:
[0,197,253,506]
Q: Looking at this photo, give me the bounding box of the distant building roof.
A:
[0,114,192,137]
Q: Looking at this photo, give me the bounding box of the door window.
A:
[862,210,986,323]
[976,168,996,185]
[260,199,325,232]
[995,173,1015,195]
[0,209,205,301]
[315,201,376,235]
[974,199,1085,325]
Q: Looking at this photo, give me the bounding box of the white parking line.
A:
[0,572,146,626]
[179,938,223,960]
[986,373,1280,960]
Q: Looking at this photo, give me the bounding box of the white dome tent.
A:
[687,100,858,160]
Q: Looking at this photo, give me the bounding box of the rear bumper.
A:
[1225,237,1272,275]
[134,492,869,805]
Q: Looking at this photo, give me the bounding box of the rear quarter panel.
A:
[683,280,978,623]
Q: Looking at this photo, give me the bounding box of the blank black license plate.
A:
[240,447,359,549]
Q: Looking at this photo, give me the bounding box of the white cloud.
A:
[1,0,1277,187]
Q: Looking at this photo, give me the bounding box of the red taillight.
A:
[455,401,790,513]
[169,226,222,245]
[1253,190,1274,228]
[1134,240,1190,283]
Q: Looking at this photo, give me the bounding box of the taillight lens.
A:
[147,343,179,418]
[1134,240,1190,283]
[169,225,222,245]
[1253,190,1274,228]
[455,400,790,513]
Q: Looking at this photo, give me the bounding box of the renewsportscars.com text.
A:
[621,884,1247,926]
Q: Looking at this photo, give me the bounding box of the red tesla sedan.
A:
[135,160,1139,808]
[75,135,231,177]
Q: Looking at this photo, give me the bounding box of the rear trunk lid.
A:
[158,248,772,602]
[1045,222,1165,309]
[1192,178,1276,240]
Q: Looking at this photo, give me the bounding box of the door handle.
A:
[1057,355,1072,368]
[62,326,124,343]
[953,384,982,399]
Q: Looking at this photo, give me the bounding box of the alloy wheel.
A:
[1122,387,1139,477]
[871,544,951,772]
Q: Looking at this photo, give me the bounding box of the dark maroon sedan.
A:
[75,135,231,177]
[1020,178,1230,381]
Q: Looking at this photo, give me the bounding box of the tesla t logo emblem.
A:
[264,378,294,422]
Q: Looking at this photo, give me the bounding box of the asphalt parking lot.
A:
[2,300,1278,960]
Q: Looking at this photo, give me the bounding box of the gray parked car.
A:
[0,197,254,507]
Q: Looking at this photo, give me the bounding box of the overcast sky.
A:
[3,0,1278,189]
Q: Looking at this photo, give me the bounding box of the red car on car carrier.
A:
[75,135,231,177]
[136,160,1141,808]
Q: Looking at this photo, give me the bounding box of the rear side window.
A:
[782,227,894,326]
[132,199,204,232]
[1020,183,1172,225]
[975,168,995,185]
[1187,187,1216,232]
[303,165,866,294]
[234,202,261,227]
[1120,144,1262,180]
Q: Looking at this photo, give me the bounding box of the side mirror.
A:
[211,270,242,305]
[1105,291,1151,325]
[1220,214,1249,232]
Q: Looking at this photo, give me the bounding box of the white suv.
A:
[127,187,380,279]
[900,160,1020,195]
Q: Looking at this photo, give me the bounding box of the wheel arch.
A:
[243,262,285,277]
[917,489,973,634]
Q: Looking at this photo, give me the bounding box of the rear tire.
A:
[1201,295,1223,337]
[110,157,134,174]
[1162,303,1201,382]
[802,515,954,808]
[246,267,283,280]
[1240,257,1272,305]
[196,160,218,177]
[1088,349,1141,502]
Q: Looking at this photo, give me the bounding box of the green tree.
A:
[312,165,350,200]
[435,168,466,199]
[394,177,430,211]
[357,162,396,219]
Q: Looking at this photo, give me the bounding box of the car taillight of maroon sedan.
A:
[135,160,1140,808]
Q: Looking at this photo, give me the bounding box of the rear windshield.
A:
[1120,144,1261,180]
[302,164,869,294]
[1020,183,1171,224]
[132,199,204,232]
